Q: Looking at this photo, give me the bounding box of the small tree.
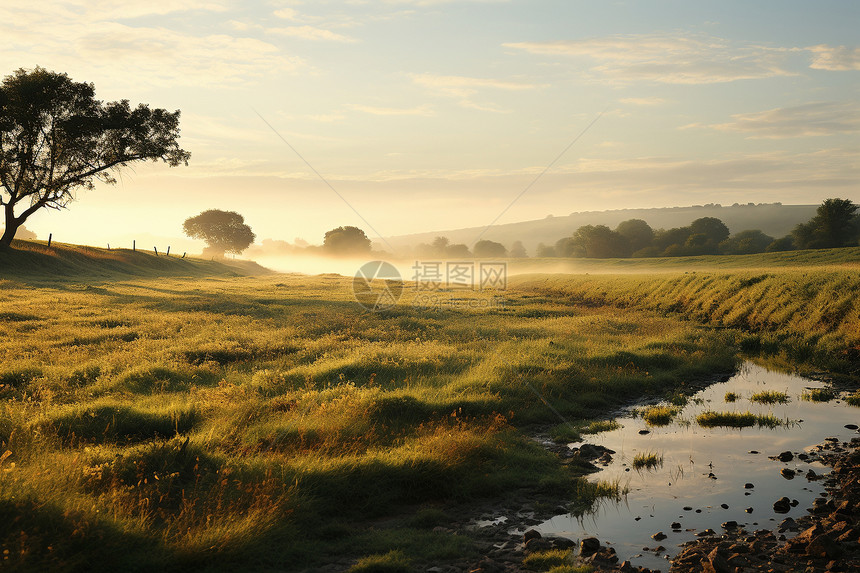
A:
[793,198,859,249]
[0,67,189,248]
[183,209,255,257]
[323,226,371,256]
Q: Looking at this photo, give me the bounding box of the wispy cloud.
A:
[807,44,860,71]
[619,97,668,106]
[348,104,434,116]
[685,101,860,138]
[410,73,539,112]
[504,34,793,85]
[270,25,356,42]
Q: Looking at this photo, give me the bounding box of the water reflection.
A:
[535,362,860,571]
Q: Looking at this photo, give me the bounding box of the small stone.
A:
[638,429,650,435]
[580,537,600,556]
[696,528,716,537]
[777,451,793,462]
[749,450,759,454]
[683,506,693,511]
[780,468,796,479]
[744,483,755,489]
[671,522,682,529]
[720,503,729,509]
[745,507,754,513]
[845,424,858,430]
[652,531,667,541]
[721,520,739,529]
[522,529,541,543]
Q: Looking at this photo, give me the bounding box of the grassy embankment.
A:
[511,246,860,375]
[2,241,858,571]
[0,241,743,572]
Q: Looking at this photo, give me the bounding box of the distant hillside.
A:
[385,203,817,253]
[0,240,272,280]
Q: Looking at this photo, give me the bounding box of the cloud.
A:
[504,34,793,85]
[270,25,355,42]
[348,104,434,116]
[273,7,300,21]
[410,73,540,112]
[686,101,860,138]
[807,44,860,71]
[619,97,667,106]
[0,4,304,88]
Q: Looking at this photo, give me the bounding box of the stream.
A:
[531,362,860,571]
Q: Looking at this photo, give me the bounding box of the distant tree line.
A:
[537,198,860,258]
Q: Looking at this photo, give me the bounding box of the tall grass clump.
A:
[802,388,836,402]
[749,390,790,404]
[523,548,571,569]
[349,550,411,573]
[696,411,790,428]
[632,451,663,471]
[639,405,679,426]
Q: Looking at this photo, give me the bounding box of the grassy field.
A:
[1,241,858,571]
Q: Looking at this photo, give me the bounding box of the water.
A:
[533,362,859,571]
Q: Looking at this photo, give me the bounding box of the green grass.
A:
[749,390,790,404]
[547,565,593,573]
[846,392,860,407]
[523,549,571,569]
[349,550,411,573]
[639,404,679,426]
[632,451,664,471]
[3,243,857,571]
[696,411,790,428]
[802,388,837,402]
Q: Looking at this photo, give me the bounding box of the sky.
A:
[2,0,858,253]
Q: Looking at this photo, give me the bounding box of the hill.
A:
[385,203,817,252]
[0,240,271,280]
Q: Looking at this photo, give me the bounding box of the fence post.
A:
[166,246,171,256]
[154,246,158,256]
[133,240,136,252]
[107,243,111,250]
[47,233,52,248]
[182,252,186,259]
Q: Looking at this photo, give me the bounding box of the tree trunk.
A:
[1,207,21,248]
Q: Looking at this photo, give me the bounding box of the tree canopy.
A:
[792,198,859,249]
[183,209,255,257]
[0,67,189,247]
[323,226,372,256]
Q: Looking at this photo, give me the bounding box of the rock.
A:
[579,537,600,556]
[683,506,693,511]
[807,532,842,559]
[549,536,576,550]
[721,520,738,529]
[780,467,796,479]
[638,429,650,435]
[671,522,682,529]
[745,507,754,513]
[777,451,793,462]
[524,538,553,552]
[773,497,791,513]
[845,424,858,430]
[806,469,819,480]
[744,482,755,489]
[651,531,667,541]
[522,529,541,543]
[696,528,716,537]
[778,517,799,532]
[720,503,729,509]
[749,450,759,454]
[703,545,734,573]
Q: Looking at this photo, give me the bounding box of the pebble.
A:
[744,482,755,489]
[638,429,650,435]
[745,507,754,513]
[777,451,794,462]
[781,468,796,479]
[651,531,667,541]
[720,503,729,509]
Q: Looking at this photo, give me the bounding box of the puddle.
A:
[532,362,860,571]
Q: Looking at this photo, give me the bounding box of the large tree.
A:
[0,67,189,247]
[183,209,255,257]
